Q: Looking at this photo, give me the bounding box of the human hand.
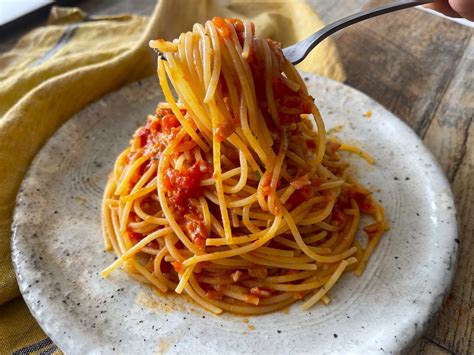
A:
[425,0,474,20]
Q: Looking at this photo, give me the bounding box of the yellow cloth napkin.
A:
[0,0,345,353]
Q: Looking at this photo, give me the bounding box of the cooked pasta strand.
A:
[101,17,388,315]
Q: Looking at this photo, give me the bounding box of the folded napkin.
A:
[0,0,345,352]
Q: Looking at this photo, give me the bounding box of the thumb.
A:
[449,0,474,20]
[424,0,462,18]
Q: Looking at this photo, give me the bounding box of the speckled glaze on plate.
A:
[12,75,458,355]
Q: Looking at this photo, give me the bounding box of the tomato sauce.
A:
[247,38,314,127]
[206,289,224,300]
[213,17,231,37]
[164,160,211,208]
[171,261,184,273]
[287,185,312,207]
[364,223,382,240]
[128,107,212,249]
[213,17,247,43]
[130,108,184,162]
[161,113,180,133]
[212,17,314,129]
[306,139,316,149]
[183,217,208,249]
[349,190,375,214]
[163,160,212,248]
[338,185,375,215]
[128,231,143,242]
[331,207,348,228]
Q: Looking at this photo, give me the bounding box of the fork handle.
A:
[286,1,435,65]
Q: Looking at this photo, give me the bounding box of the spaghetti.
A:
[101,17,388,315]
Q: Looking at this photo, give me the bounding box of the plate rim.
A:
[11,74,459,354]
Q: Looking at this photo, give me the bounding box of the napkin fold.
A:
[0,0,345,353]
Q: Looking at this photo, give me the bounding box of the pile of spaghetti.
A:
[101,17,388,315]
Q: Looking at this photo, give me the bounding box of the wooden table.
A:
[1,0,472,354]
[314,2,473,354]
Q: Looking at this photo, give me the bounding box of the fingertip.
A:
[449,0,474,21]
[424,1,463,18]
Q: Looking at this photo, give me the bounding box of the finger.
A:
[424,0,462,18]
[449,0,474,20]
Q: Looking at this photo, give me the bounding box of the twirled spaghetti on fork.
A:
[101,17,388,315]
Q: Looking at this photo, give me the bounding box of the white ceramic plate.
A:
[12,75,458,354]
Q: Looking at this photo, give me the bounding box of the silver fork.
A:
[283,0,435,65]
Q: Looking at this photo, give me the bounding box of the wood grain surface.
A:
[320,1,473,353]
[1,0,472,354]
